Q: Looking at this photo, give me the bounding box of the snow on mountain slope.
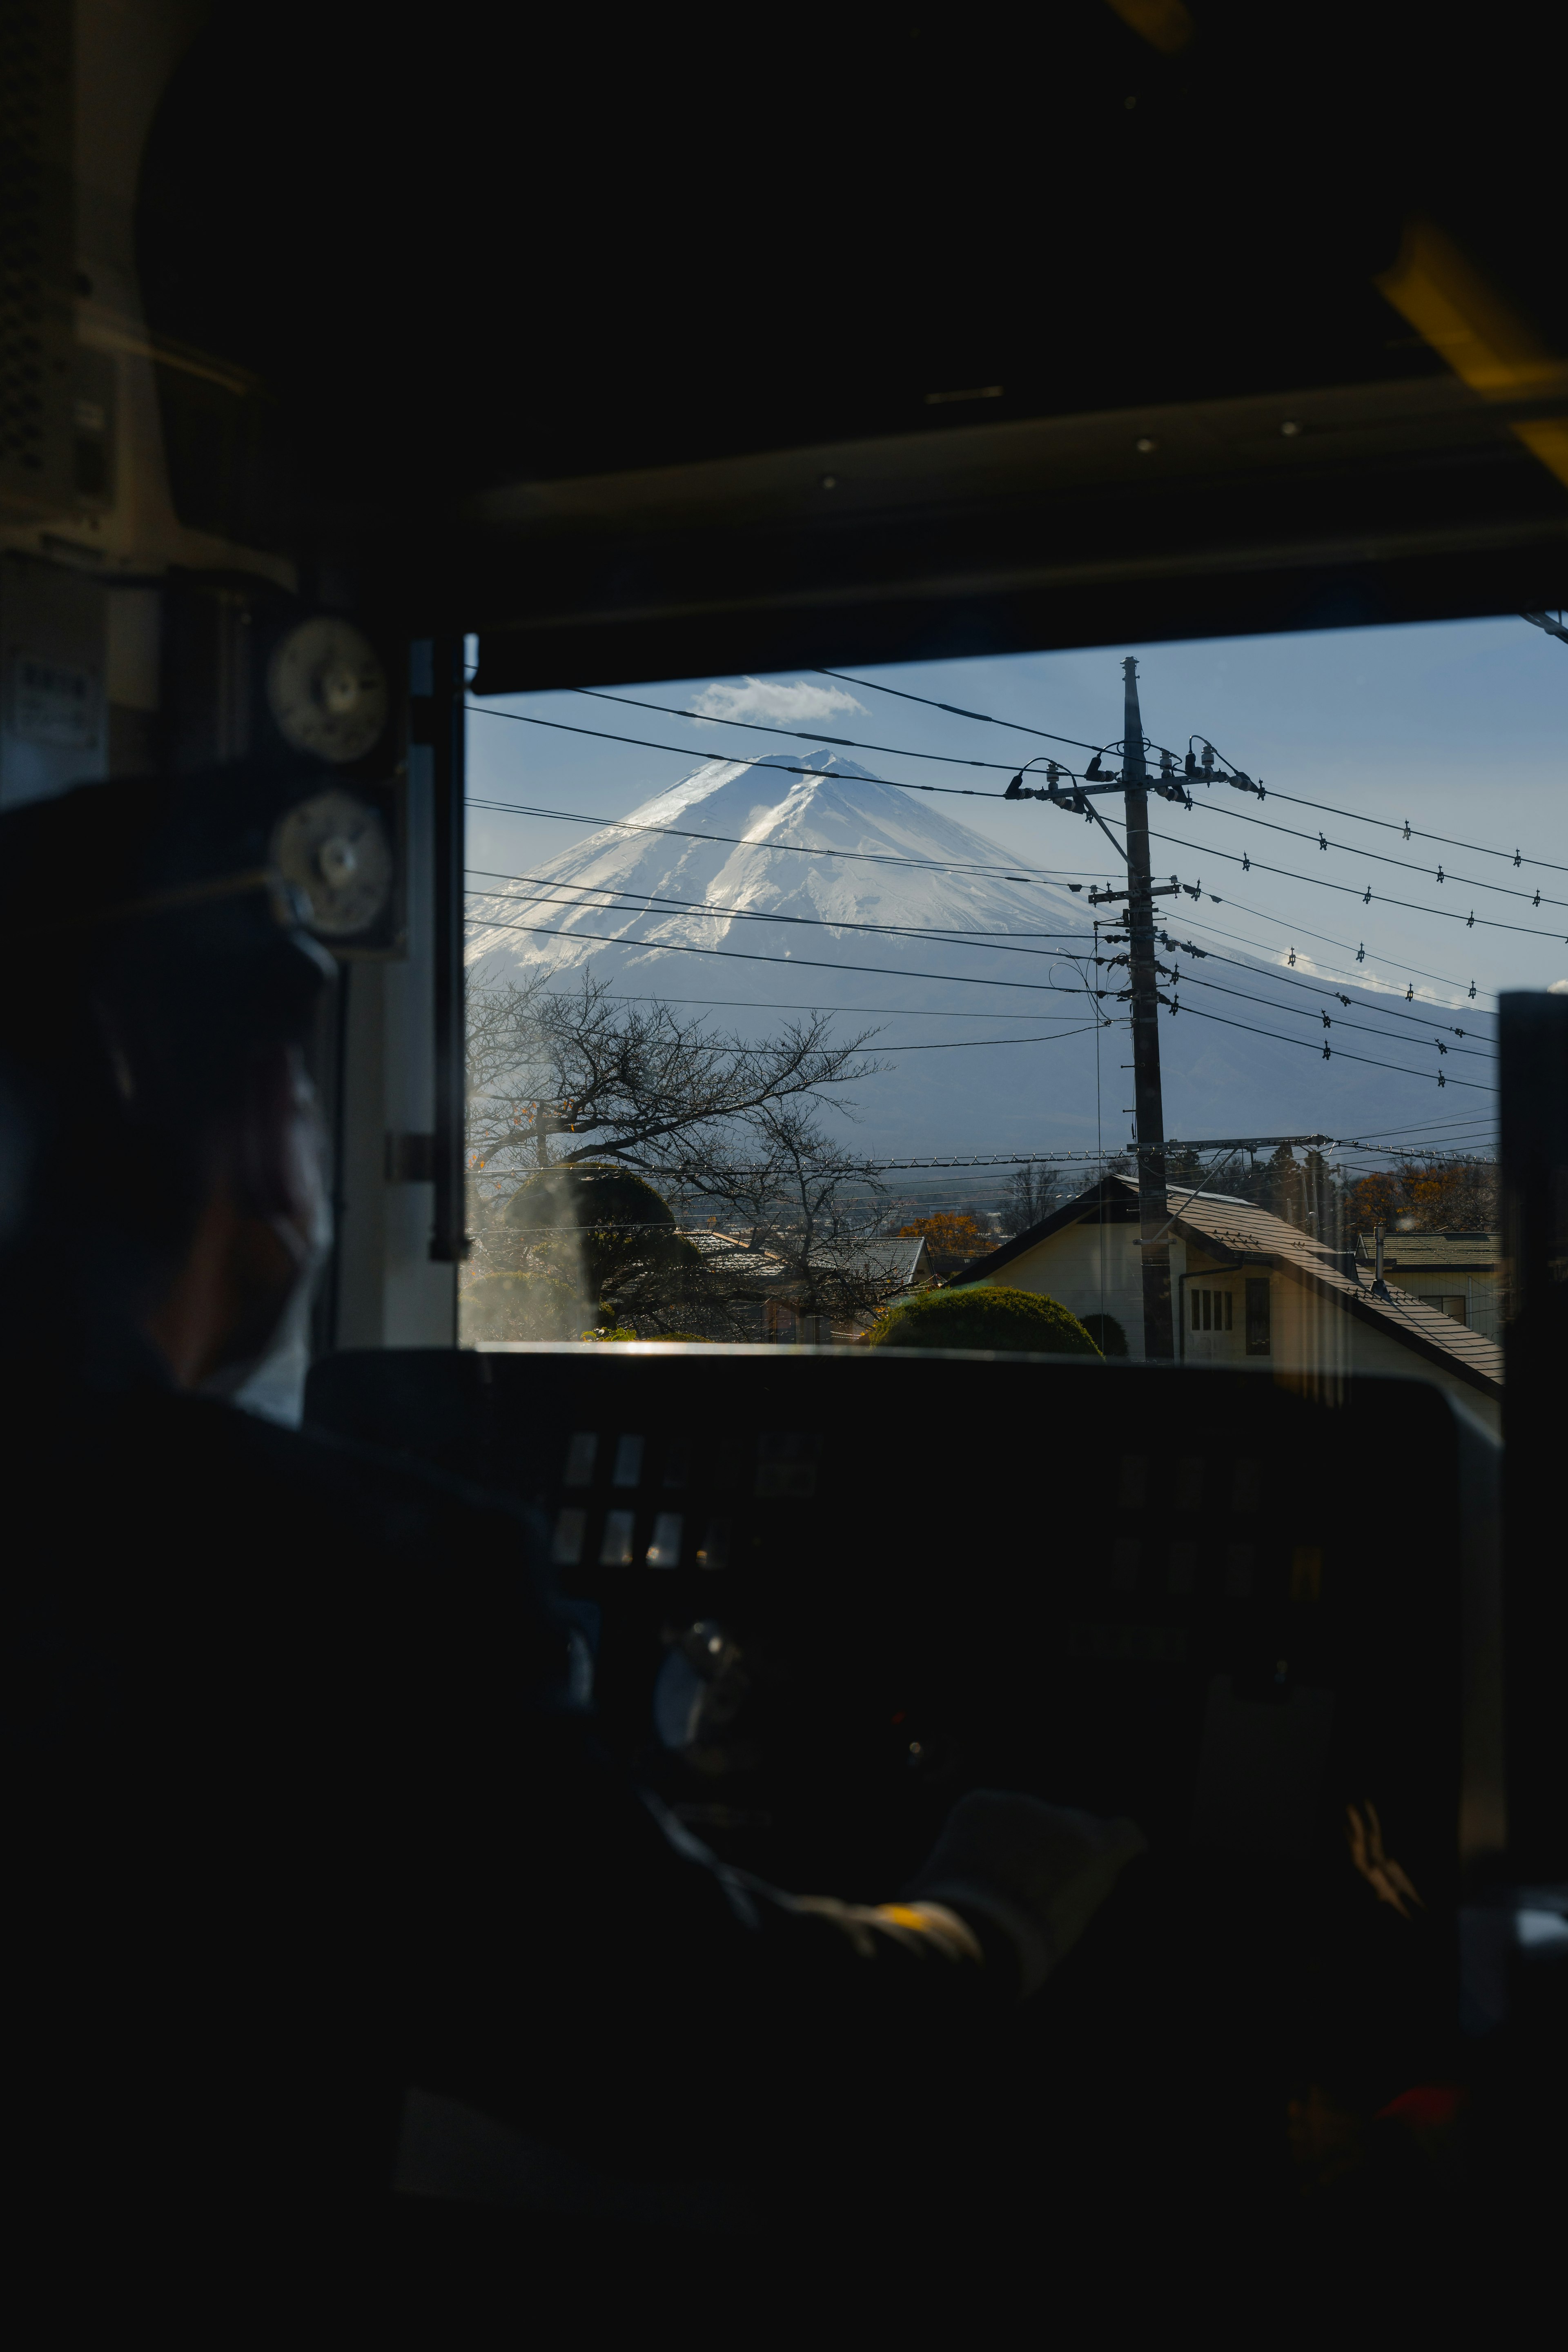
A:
[466,751,1087,968]
[466,752,1489,1160]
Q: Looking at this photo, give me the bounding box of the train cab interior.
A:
[3,0,1566,2316]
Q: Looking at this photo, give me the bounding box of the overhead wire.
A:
[813,668,1103,753]
[467,692,1525,1104]
[466,870,1096,952]
[1145,960,1490,1059]
[463,912,1102,996]
[817,666,1568,880]
[1096,800,1568,945]
[469,701,1012,801]
[472,870,1490,1060]
[1154,901,1493,1011]
[467,790,1506,1008]
[1143,786,1568,915]
[572,688,1028,774]
[1142,929,1488,1043]
[1164,999,1494,1092]
[471,699,1568,942]
[466,794,1100,887]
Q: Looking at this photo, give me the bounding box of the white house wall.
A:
[976,1217,1151,1356]
[966,1220,1500,1433]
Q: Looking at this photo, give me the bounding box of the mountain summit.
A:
[466,749,1478,1160]
[466,750,1089,979]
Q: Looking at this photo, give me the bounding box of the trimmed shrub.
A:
[503,1162,697,1300]
[461,1271,584,1342]
[869,1284,1102,1356]
[1080,1312,1128,1358]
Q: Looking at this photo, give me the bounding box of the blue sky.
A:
[467,613,1568,1022]
[464,615,1568,1180]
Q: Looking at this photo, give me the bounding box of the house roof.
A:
[680,1229,928,1289]
[1354,1231,1500,1271]
[953,1175,1503,1399]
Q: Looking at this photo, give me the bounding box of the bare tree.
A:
[468,974,882,1185]
[464,975,901,1337]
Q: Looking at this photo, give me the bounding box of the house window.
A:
[1245,1277,1271,1357]
[1190,1288,1234,1333]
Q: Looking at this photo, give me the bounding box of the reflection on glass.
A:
[646,1512,683,1568]
[551,1508,586,1568]
[1225,1543,1254,1599]
[695,1518,731,1570]
[599,1510,636,1567]
[612,1434,644,1488]
[754,1431,822,1499]
[563,1432,597,1487]
[1290,1545,1323,1604]
[662,1443,689,1490]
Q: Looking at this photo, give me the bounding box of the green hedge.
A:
[869,1284,1102,1356]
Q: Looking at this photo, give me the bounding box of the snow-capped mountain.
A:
[466,752,1488,1162]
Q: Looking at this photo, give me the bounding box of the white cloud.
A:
[688,676,867,729]
[1549,978,1568,995]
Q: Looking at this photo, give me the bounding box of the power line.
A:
[814,668,1104,755]
[1142,937,1489,1050]
[1164,998,1495,1092]
[1151,962,1490,1058]
[1153,928,1489,1036]
[572,688,1027,774]
[1113,803,1568,944]
[472,698,1564,945]
[1165,901,1494,1011]
[869,1026,1102,1054]
[573,994,1104,1019]
[466,795,1103,887]
[1133,787,1568,915]
[467,872,1097,955]
[468,780,1495,1013]
[469,834,1499,1070]
[817,665,1568,882]
[468,701,1015,802]
[465,912,1101,996]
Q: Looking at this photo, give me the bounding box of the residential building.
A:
[948,1175,1502,1431]
[1353,1232,1501,1340]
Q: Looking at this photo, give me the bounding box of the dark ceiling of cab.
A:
[132,5,1567,664]
[138,4,1558,499]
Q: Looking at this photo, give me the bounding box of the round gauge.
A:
[271,788,394,939]
[267,616,388,764]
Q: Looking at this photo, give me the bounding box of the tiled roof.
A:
[680,1230,928,1287]
[953,1176,1503,1398]
[1353,1231,1500,1270]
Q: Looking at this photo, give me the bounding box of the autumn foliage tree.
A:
[1341,1158,1499,1234]
[897,1212,989,1262]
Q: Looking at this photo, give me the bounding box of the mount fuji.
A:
[466,751,1481,1163]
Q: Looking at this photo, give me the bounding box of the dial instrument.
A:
[272,788,394,938]
[267,617,388,764]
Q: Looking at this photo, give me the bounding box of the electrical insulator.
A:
[1184,751,1196,777]
[1046,761,1059,784]
[1005,773,1023,799]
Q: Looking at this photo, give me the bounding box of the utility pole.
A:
[1120,658,1174,1358]
[1005,655,1231,1357]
